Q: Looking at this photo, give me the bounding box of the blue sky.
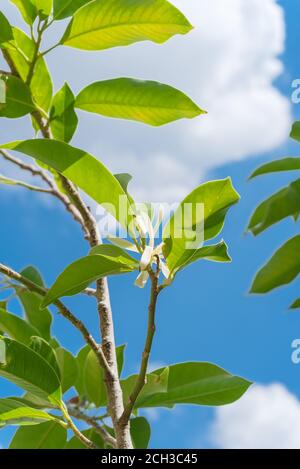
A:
[1,0,300,449]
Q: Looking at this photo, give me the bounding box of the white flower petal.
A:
[140,245,153,270]
[107,236,139,252]
[134,271,150,289]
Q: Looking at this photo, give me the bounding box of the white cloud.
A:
[209,384,300,449]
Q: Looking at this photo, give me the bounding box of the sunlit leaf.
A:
[0,139,134,230]
[249,157,300,179]
[290,121,300,143]
[251,235,300,294]
[41,249,138,307]
[53,0,91,20]
[248,179,300,236]
[0,76,35,118]
[0,12,13,43]
[163,178,239,275]
[50,83,78,142]
[29,336,61,379]
[61,0,193,50]
[0,398,56,426]
[76,78,204,126]
[10,421,67,448]
[2,28,53,111]
[136,362,251,408]
[10,0,38,24]
[0,337,62,405]
[0,307,40,345]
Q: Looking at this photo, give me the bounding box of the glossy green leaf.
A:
[65,428,105,449]
[29,336,61,379]
[53,0,91,20]
[42,252,138,307]
[2,28,53,111]
[114,173,133,194]
[248,179,300,236]
[168,241,231,278]
[0,139,134,229]
[0,75,35,118]
[249,157,300,179]
[15,266,52,341]
[55,348,78,393]
[32,0,53,17]
[290,121,300,143]
[76,78,204,126]
[84,345,125,407]
[10,0,37,24]
[75,344,90,397]
[10,421,67,449]
[0,337,62,405]
[61,0,193,51]
[50,83,78,143]
[0,12,13,43]
[122,368,169,407]
[136,362,251,408]
[0,307,40,345]
[89,244,138,266]
[0,398,56,426]
[163,178,240,274]
[131,417,151,449]
[250,235,300,294]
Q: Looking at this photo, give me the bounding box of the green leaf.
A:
[0,337,62,405]
[55,348,78,393]
[29,336,61,379]
[0,75,35,118]
[136,362,251,408]
[0,307,40,345]
[76,78,204,127]
[10,0,38,24]
[122,368,169,406]
[50,83,78,143]
[163,178,240,274]
[0,398,56,426]
[75,344,90,397]
[89,244,138,266]
[65,428,105,449]
[42,251,138,307]
[248,179,300,236]
[131,417,151,449]
[290,121,300,143]
[61,0,193,51]
[32,0,53,17]
[10,421,67,448]
[53,0,91,20]
[84,345,125,407]
[0,12,13,43]
[15,266,52,341]
[0,173,50,192]
[114,173,133,194]
[2,28,53,111]
[289,298,300,310]
[250,158,300,179]
[0,139,134,230]
[250,235,300,294]
[172,241,231,276]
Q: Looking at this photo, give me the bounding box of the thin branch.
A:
[61,404,97,449]
[120,264,160,425]
[83,288,97,297]
[0,263,114,380]
[67,407,117,448]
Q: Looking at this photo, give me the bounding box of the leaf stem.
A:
[61,403,97,449]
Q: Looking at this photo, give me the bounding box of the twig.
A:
[120,263,160,425]
[67,406,117,448]
[61,404,97,449]
[83,288,97,297]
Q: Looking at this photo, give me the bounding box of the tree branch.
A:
[67,406,117,448]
